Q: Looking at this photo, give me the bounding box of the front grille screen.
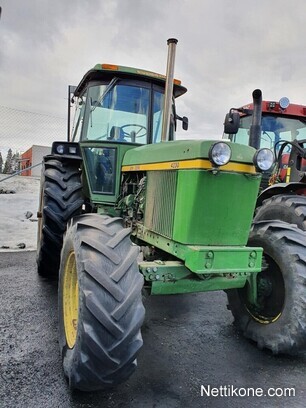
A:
[144,170,177,238]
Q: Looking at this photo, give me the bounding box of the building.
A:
[21,145,51,177]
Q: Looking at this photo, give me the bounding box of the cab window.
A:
[82,83,149,144]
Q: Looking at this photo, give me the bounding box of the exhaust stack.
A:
[249,89,262,149]
[161,38,178,142]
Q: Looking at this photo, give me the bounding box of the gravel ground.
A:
[0,251,306,408]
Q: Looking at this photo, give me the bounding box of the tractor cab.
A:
[65,64,187,207]
[223,96,306,184]
[70,64,187,145]
[223,98,306,151]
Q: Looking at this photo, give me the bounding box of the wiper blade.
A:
[90,77,119,112]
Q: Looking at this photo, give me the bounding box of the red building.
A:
[21,145,51,176]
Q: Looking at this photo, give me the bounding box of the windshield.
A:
[228,115,306,150]
[83,83,149,144]
[72,81,173,144]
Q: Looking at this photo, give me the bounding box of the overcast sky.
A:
[1,0,306,152]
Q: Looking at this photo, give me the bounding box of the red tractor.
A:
[223,91,306,351]
[224,90,306,224]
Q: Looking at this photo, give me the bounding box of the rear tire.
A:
[36,157,83,279]
[227,220,306,354]
[254,194,306,229]
[58,214,145,391]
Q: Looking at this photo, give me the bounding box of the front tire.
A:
[227,220,306,354]
[58,214,145,391]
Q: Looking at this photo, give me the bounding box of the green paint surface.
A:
[173,170,261,245]
[122,139,257,166]
[151,275,249,295]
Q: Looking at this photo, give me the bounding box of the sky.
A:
[1,0,306,153]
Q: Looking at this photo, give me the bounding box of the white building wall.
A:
[31,145,51,177]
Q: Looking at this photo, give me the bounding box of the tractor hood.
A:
[122,140,257,174]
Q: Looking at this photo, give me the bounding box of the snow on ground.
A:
[0,174,40,251]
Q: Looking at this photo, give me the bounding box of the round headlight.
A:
[279,97,290,109]
[253,148,274,171]
[209,142,232,166]
[56,144,65,154]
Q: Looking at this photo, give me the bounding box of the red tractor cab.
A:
[224,95,306,186]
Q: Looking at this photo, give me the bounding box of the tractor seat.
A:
[108,126,126,142]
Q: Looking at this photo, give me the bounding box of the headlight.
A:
[68,146,77,154]
[209,142,232,166]
[56,144,65,154]
[52,142,80,156]
[279,97,290,109]
[253,148,274,171]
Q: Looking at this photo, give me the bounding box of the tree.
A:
[12,151,20,173]
[3,148,13,174]
[0,152,3,173]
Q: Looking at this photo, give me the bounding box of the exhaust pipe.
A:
[161,38,178,142]
[248,89,262,149]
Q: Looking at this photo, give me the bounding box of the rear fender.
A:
[256,182,306,208]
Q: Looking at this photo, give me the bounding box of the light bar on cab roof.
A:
[100,63,181,85]
[101,64,119,71]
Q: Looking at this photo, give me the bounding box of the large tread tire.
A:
[254,194,306,230]
[58,214,145,391]
[37,157,83,279]
[227,220,306,355]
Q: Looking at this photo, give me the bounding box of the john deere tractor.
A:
[37,40,305,392]
[223,90,306,355]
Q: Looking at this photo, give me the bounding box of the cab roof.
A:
[74,63,187,98]
[240,100,306,118]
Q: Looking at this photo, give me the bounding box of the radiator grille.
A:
[144,171,177,238]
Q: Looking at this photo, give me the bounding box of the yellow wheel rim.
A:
[63,251,79,349]
[246,307,282,324]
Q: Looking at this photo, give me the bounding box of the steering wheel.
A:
[121,124,147,139]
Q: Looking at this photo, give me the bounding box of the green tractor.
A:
[37,40,305,392]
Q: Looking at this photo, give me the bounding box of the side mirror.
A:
[176,115,189,131]
[224,111,240,134]
[182,116,188,131]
